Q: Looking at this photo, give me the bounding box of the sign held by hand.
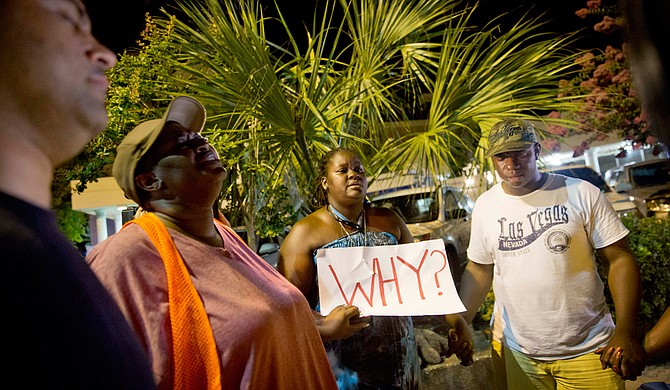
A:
[316,239,466,316]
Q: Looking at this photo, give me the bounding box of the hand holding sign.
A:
[318,305,370,342]
[316,239,466,316]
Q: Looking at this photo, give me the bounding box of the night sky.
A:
[84,0,605,55]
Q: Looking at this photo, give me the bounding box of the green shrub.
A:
[478,289,496,321]
[602,215,670,334]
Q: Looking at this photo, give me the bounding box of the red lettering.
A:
[374,257,402,306]
[396,250,430,299]
[430,250,447,294]
[327,264,376,307]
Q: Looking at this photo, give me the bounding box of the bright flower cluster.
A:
[550,0,663,158]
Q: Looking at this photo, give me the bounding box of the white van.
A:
[607,158,670,218]
[367,173,474,284]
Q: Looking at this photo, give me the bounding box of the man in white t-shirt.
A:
[457,118,646,389]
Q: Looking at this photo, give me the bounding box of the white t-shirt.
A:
[467,173,629,360]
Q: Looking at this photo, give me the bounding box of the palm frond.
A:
[377,7,586,187]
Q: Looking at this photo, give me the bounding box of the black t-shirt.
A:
[0,192,155,389]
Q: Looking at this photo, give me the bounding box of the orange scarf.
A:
[129,213,221,389]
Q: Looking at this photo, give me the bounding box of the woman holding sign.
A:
[278,148,473,389]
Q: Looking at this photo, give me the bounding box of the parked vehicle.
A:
[607,158,670,218]
[604,165,626,188]
[367,174,474,284]
[542,165,644,218]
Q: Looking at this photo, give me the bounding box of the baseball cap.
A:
[485,118,538,158]
[112,96,206,204]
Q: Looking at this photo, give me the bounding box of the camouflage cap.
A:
[486,118,538,158]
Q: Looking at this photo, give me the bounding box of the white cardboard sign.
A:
[316,239,466,316]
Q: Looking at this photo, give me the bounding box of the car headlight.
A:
[617,207,643,219]
[645,198,670,218]
[413,233,432,242]
[645,198,670,212]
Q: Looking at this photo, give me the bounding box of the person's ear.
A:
[321,177,327,191]
[534,143,542,158]
[135,172,162,192]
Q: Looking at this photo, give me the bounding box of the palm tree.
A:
[106,0,586,248]
[378,7,586,185]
